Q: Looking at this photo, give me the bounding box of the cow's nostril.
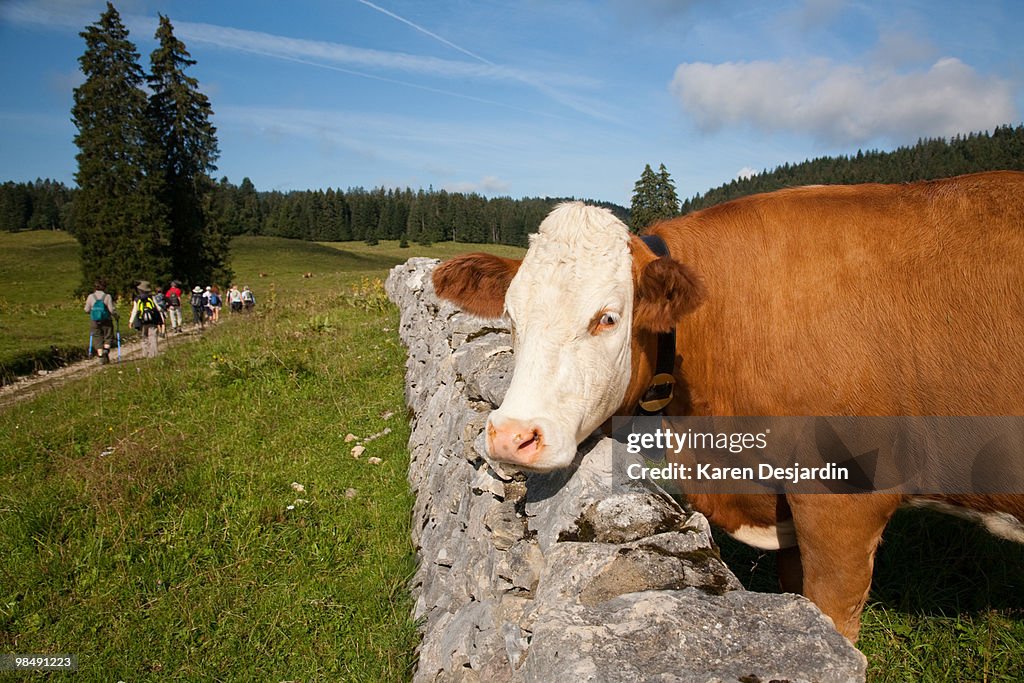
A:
[517,429,541,451]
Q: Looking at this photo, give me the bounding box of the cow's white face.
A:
[433,202,705,473]
[486,203,634,471]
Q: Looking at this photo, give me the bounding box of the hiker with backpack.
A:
[227,284,243,313]
[241,285,256,312]
[165,281,184,333]
[129,281,164,358]
[84,279,118,365]
[190,286,205,327]
[153,285,167,337]
[208,285,222,323]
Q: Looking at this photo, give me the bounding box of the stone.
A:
[520,589,866,683]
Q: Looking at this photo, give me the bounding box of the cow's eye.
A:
[590,310,620,335]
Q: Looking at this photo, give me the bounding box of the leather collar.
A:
[637,234,677,415]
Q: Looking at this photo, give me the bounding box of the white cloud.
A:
[442,175,511,195]
[669,57,1018,145]
[1,1,607,119]
[736,166,757,180]
[870,29,938,69]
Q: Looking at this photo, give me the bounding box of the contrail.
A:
[355,0,495,65]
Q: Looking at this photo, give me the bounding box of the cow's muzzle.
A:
[487,412,582,472]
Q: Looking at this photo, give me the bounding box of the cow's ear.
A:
[634,256,706,333]
[432,252,521,319]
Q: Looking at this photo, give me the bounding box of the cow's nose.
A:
[487,415,545,467]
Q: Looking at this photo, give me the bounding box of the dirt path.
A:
[0,323,207,411]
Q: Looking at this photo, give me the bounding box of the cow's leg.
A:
[787,493,902,642]
[776,546,803,593]
[774,496,802,594]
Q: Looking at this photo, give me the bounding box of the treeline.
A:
[8,124,1024,241]
[0,179,74,232]
[1,175,627,248]
[682,124,1024,213]
[206,179,628,247]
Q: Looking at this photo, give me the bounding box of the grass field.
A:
[1,230,1022,680]
[0,231,521,680]
[0,231,87,379]
[0,232,524,382]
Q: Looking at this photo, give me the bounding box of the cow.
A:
[430,171,1024,642]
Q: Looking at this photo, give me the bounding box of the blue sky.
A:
[1,0,1022,206]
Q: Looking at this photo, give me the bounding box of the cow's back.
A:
[658,171,1024,416]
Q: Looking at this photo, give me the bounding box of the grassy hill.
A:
[0,231,85,379]
[0,231,522,680]
[0,232,523,382]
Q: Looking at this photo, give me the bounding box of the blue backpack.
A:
[90,297,111,322]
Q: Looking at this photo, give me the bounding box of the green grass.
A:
[0,231,523,680]
[0,231,87,378]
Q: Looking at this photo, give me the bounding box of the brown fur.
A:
[636,171,1024,641]
[630,236,707,333]
[432,252,521,319]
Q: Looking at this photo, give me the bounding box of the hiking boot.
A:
[99,355,109,365]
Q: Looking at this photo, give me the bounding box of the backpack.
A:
[166,292,180,307]
[138,296,161,325]
[90,297,111,322]
[209,292,221,306]
[190,291,203,307]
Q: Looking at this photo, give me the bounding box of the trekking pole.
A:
[116,319,122,363]
[88,332,94,358]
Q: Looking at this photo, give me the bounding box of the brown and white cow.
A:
[431,171,1024,642]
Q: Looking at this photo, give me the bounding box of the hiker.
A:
[241,285,256,312]
[153,284,167,337]
[83,279,118,365]
[203,286,212,321]
[209,285,222,322]
[227,284,243,313]
[190,286,205,327]
[165,281,184,333]
[129,281,163,359]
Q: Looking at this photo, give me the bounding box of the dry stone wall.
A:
[386,257,866,683]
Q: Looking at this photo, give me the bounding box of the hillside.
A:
[0,231,523,382]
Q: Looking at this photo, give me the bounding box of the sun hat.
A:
[137,280,152,294]
[193,286,203,293]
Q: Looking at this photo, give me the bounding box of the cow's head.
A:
[433,202,704,471]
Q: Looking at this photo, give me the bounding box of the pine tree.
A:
[630,163,681,232]
[72,2,168,294]
[656,163,680,219]
[629,164,660,232]
[147,14,230,287]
